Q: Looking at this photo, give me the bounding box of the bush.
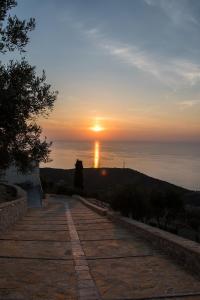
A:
[110,186,132,217]
[110,185,151,221]
[150,190,166,226]
[150,189,184,228]
[110,184,184,230]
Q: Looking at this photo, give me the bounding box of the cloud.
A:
[66,15,200,88]
[172,60,200,85]
[83,26,200,87]
[144,0,199,27]
[178,100,200,109]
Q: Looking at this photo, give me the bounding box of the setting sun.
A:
[90,124,104,132]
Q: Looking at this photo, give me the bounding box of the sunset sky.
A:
[11,0,200,141]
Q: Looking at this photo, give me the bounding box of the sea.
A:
[41,140,200,191]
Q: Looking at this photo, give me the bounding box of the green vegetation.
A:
[0,0,57,173]
[110,185,184,231]
[74,160,84,190]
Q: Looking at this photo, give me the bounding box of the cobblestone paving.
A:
[0,195,200,300]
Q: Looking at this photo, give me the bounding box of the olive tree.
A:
[0,0,58,172]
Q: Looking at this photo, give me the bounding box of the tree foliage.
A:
[74,160,84,190]
[0,1,57,172]
[0,0,35,53]
[110,185,184,229]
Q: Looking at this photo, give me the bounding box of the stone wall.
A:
[74,195,107,216]
[75,195,200,277]
[0,185,27,231]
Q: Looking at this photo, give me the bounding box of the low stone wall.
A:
[0,185,27,231]
[75,196,200,277]
[73,195,107,216]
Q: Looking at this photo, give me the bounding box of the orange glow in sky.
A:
[40,105,200,142]
[21,0,200,144]
[90,124,105,132]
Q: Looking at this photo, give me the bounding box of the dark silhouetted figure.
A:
[74,160,84,190]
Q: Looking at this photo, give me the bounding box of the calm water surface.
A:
[42,141,200,191]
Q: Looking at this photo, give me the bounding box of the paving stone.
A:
[88,257,200,299]
[154,296,200,300]
[73,252,85,258]
[77,271,92,280]
[0,258,77,300]
[65,201,100,299]
[74,258,88,266]
[23,216,68,220]
[75,265,89,271]
[0,230,70,241]
[81,238,155,258]
[78,228,134,241]
[0,240,73,259]
[78,279,96,288]
[18,219,68,225]
[1,195,200,300]
[75,222,117,231]
[71,215,102,220]
[13,224,68,231]
[79,288,99,297]
[74,219,112,225]
[79,296,100,300]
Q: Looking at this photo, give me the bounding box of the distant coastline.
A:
[42,140,200,190]
[40,167,200,206]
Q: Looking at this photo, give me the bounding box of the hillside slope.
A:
[40,167,199,205]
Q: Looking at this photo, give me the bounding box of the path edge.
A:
[73,195,200,277]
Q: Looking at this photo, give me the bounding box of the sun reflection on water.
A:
[94,141,100,168]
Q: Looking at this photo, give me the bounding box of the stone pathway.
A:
[0,195,200,300]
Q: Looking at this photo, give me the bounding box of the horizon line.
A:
[50,139,200,144]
